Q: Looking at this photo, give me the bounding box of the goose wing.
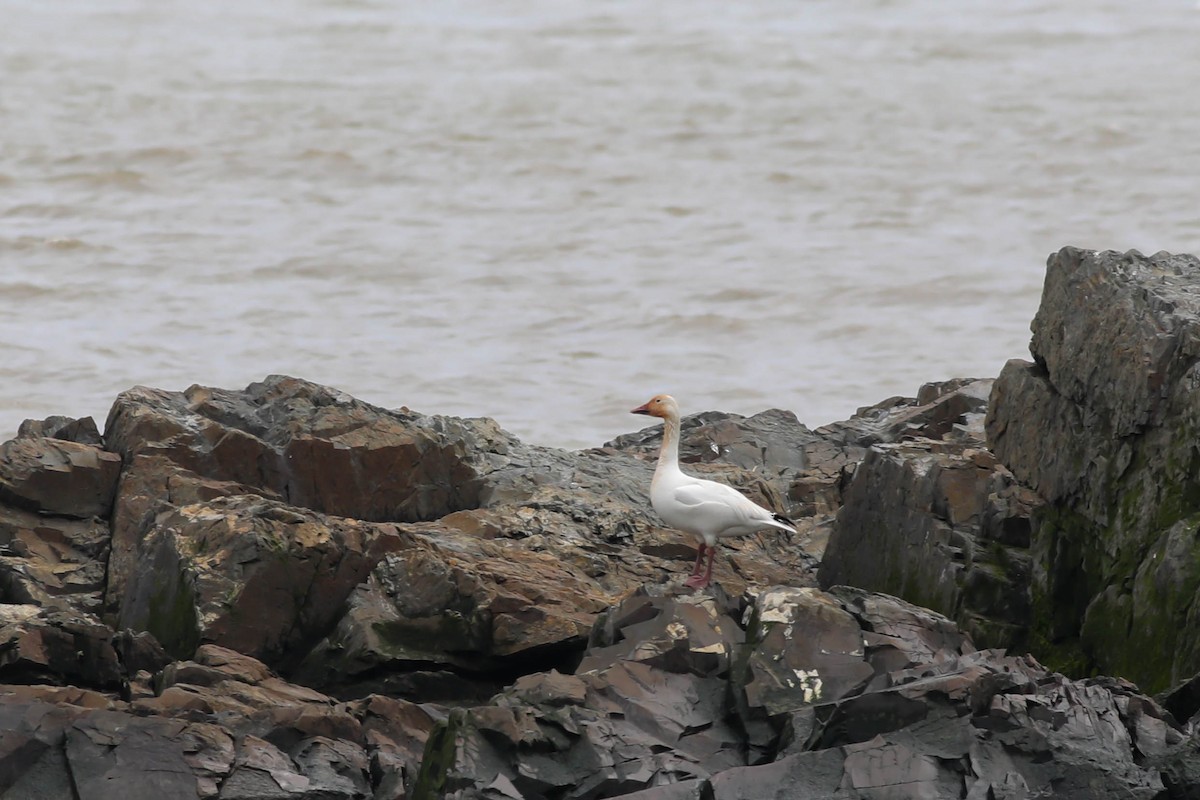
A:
[668,477,793,536]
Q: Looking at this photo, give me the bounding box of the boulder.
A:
[98,375,847,695]
[105,453,281,613]
[987,248,1200,691]
[819,438,1041,651]
[413,661,745,799]
[0,436,121,519]
[294,524,615,698]
[580,584,744,679]
[103,376,518,523]
[117,495,407,664]
[0,605,123,690]
[16,414,103,446]
[5,353,1200,796]
[99,376,829,630]
[0,642,441,799]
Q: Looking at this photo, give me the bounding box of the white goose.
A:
[631,394,796,588]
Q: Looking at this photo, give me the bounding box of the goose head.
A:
[631,394,679,420]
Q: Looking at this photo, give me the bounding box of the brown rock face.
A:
[105,453,279,613]
[294,523,618,698]
[16,414,103,445]
[820,438,1041,650]
[103,377,512,522]
[117,495,407,664]
[101,374,838,684]
[0,644,440,799]
[0,503,109,613]
[0,437,121,519]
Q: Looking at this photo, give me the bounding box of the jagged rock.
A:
[350,694,442,798]
[0,502,109,612]
[100,376,830,641]
[0,698,85,797]
[732,586,878,764]
[0,643,440,799]
[818,378,993,448]
[987,247,1200,691]
[103,376,518,523]
[799,378,996,562]
[0,683,114,709]
[295,524,616,697]
[99,373,830,697]
[416,583,1178,799]
[740,588,876,709]
[105,453,284,612]
[0,695,240,798]
[117,495,407,663]
[113,628,174,675]
[580,584,744,678]
[17,414,103,446]
[0,605,123,690]
[408,587,755,798]
[413,659,745,799]
[819,435,1042,651]
[0,436,121,519]
[712,663,1177,800]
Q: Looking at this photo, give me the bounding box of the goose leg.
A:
[701,544,717,585]
[689,543,707,577]
[685,543,715,588]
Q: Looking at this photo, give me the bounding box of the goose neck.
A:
[658,414,681,471]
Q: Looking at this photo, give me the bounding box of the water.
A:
[3,0,1199,449]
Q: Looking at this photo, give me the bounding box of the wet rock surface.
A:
[8,249,1200,800]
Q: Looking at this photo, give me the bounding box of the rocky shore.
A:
[5,248,1200,798]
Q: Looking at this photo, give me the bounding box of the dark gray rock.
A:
[412,660,745,800]
[580,584,745,678]
[0,605,123,690]
[294,523,615,695]
[820,437,1041,652]
[415,584,1176,799]
[987,247,1200,691]
[17,414,104,446]
[4,342,1200,797]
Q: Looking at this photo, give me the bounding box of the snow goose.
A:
[631,394,796,588]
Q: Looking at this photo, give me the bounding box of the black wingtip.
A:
[772,513,794,526]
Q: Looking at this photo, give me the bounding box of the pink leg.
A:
[701,544,716,585]
[685,543,713,588]
[689,543,707,577]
